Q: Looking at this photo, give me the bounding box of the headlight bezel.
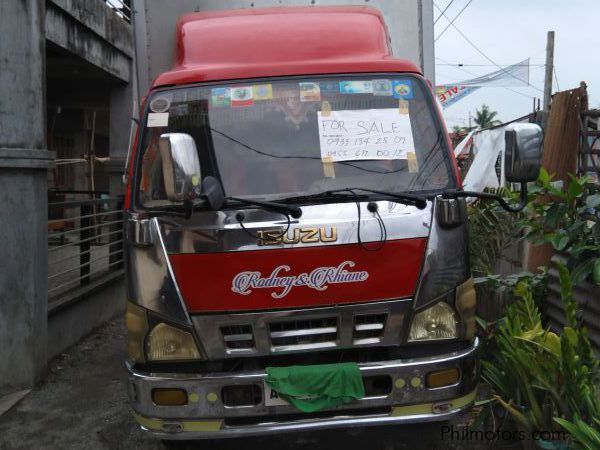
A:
[413,197,470,310]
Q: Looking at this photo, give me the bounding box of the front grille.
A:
[269,317,338,351]
[221,324,255,352]
[192,299,410,359]
[353,314,387,345]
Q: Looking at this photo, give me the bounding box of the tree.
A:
[473,104,501,129]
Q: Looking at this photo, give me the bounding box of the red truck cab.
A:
[124,6,484,442]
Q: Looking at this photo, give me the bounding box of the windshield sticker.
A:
[319,80,339,94]
[147,112,169,127]
[392,80,414,100]
[299,82,321,102]
[231,261,369,299]
[149,96,171,113]
[211,87,231,107]
[253,84,273,101]
[339,80,373,94]
[373,79,393,96]
[231,86,254,107]
[317,108,414,161]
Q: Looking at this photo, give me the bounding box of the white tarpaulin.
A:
[436,59,530,109]
[450,59,530,88]
[453,130,474,157]
[461,116,530,192]
[462,127,506,192]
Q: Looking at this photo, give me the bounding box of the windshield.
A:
[137,75,455,207]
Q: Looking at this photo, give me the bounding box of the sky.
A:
[433,0,600,128]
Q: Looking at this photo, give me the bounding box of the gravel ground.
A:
[0,319,494,450]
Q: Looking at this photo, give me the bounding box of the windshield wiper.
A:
[281,188,427,210]
[226,196,302,218]
[145,197,301,220]
[439,187,528,213]
[280,191,368,204]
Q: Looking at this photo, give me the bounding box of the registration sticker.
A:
[149,96,171,113]
[299,82,321,102]
[231,86,254,107]
[319,80,339,94]
[339,80,373,94]
[211,88,231,107]
[392,80,414,100]
[373,79,393,96]
[147,112,169,127]
[253,84,273,101]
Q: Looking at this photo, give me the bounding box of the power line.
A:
[553,66,560,91]
[434,0,456,24]
[433,3,545,94]
[437,63,546,67]
[435,0,474,42]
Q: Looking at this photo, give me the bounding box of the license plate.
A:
[263,382,290,406]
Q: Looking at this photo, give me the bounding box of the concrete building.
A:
[0,0,133,395]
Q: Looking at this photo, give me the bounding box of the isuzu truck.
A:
[123,4,542,444]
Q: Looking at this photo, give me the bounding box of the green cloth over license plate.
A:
[265,363,365,413]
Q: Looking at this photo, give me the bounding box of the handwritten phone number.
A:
[325,136,407,146]
[324,148,405,158]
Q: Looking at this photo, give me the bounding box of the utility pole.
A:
[542,31,555,125]
[468,111,472,130]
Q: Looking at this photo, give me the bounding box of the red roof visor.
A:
[153,6,422,87]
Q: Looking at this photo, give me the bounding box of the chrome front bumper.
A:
[127,338,479,440]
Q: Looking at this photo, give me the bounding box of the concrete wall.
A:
[1,0,133,392]
[50,0,134,56]
[46,0,133,83]
[0,0,53,392]
[48,276,126,360]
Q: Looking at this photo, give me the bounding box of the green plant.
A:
[468,187,523,276]
[553,417,600,450]
[474,104,502,128]
[482,278,562,432]
[523,168,600,285]
[475,270,548,303]
[482,263,600,445]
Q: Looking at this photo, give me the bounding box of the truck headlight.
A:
[145,322,202,362]
[408,301,458,342]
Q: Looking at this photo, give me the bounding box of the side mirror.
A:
[159,133,201,202]
[504,123,543,183]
